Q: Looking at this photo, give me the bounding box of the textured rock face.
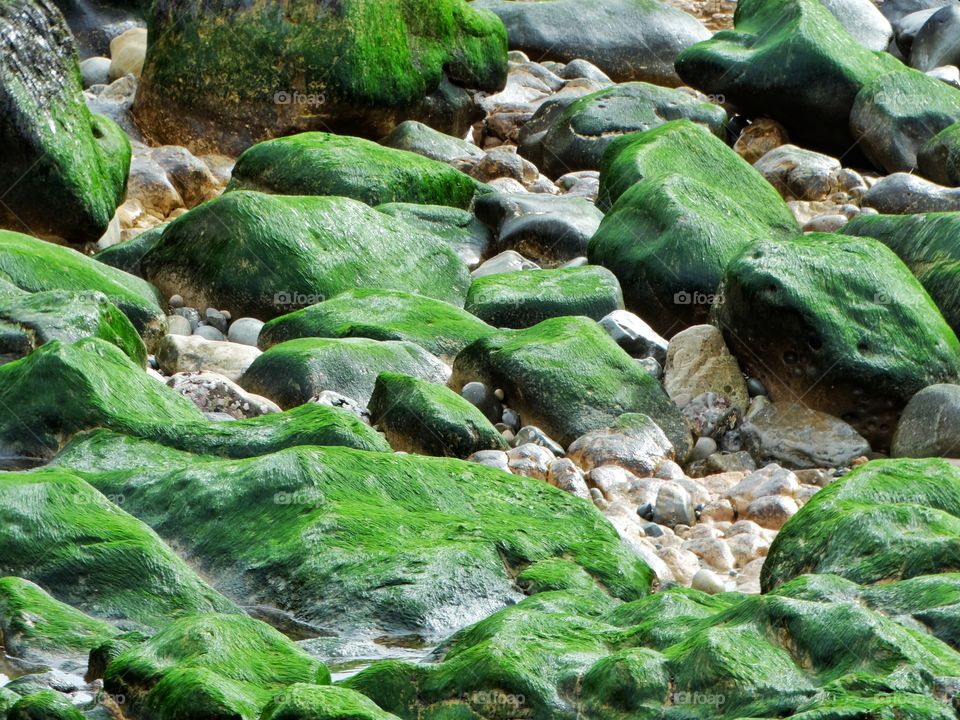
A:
[715,234,960,449]
[0,0,130,243]
[133,0,508,155]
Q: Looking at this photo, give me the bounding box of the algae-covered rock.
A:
[260,684,401,720]
[133,0,508,155]
[762,458,960,590]
[344,576,960,719]
[919,120,960,186]
[6,690,85,720]
[92,223,165,277]
[368,372,508,458]
[103,613,330,720]
[227,132,482,209]
[0,1,130,243]
[472,0,709,86]
[0,285,146,366]
[0,577,118,660]
[451,316,692,455]
[241,337,450,409]
[675,0,902,150]
[588,121,798,334]
[0,230,165,342]
[0,338,389,463]
[56,443,653,640]
[714,234,960,448]
[140,191,470,320]
[0,468,237,627]
[258,289,494,363]
[850,69,960,173]
[464,266,624,329]
[375,203,492,269]
[518,81,727,177]
[841,211,960,336]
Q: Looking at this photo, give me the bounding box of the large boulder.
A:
[675,0,903,151]
[450,315,692,455]
[103,614,331,720]
[140,191,470,320]
[240,337,450,408]
[842,211,960,336]
[0,338,389,462]
[588,121,798,335]
[821,0,894,51]
[0,230,165,342]
[472,0,709,86]
[891,383,960,458]
[133,0,508,155]
[344,570,960,719]
[0,467,237,627]
[0,0,130,243]
[464,266,624,329]
[849,69,960,173]
[55,441,654,641]
[762,458,960,589]
[0,284,146,367]
[517,82,727,178]
[368,372,508,458]
[714,234,960,449]
[919,119,960,186]
[227,132,483,209]
[257,289,494,364]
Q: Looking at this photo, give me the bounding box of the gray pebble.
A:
[194,325,226,341]
[227,317,264,347]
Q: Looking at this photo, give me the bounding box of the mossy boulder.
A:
[55,443,653,640]
[463,266,625,329]
[133,0,508,155]
[0,337,389,463]
[0,284,146,366]
[850,69,960,173]
[368,372,508,457]
[450,316,692,455]
[6,690,85,720]
[588,121,798,334]
[0,577,118,661]
[261,684,400,720]
[518,82,727,178]
[842,212,960,336]
[762,458,960,590]
[375,203,492,269]
[0,468,237,628]
[227,132,482,209]
[140,191,470,320]
[258,289,494,363]
[344,576,960,719]
[92,223,165,277]
[472,0,709,86]
[0,230,165,342]
[675,0,903,150]
[0,1,130,243]
[240,337,449,409]
[103,613,331,720]
[919,120,960,186]
[713,234,960,449]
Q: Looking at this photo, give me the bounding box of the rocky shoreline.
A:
[4,0,960,718]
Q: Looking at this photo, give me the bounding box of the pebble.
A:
[690,436,718,462]
[468,450,511,473]
[194,325,226,342]
[227,317,264,347]
[166,314,192,336]
[514,425,565,455]
[169,294,185,309]
[460,381,502,423]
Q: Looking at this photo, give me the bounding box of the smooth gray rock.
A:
[822,0,894,50]
[472,0,709,86]
[470,250,540,278]
[741,397,871,469]
[80,56,111,88]
[863,172,960,212]
[598,310,668,364]
[892,383,960,457]
[227,317,264,346]
[910,5,960,70]
[652,481,695,527]
[380,120,483,165]
[473,192,604,267]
